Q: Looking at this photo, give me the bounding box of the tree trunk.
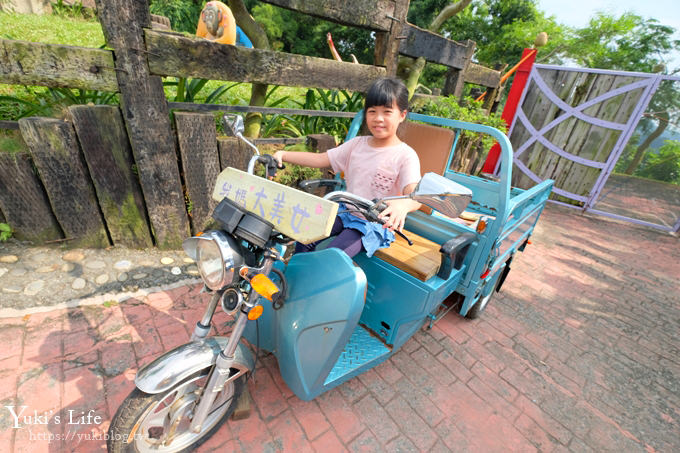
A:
[625,112,669,174]
[430,0,473,32]
[405,56,426,98]
[228,0,270,137]
[401,0,472,97]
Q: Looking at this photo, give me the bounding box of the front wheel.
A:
[108,368,244,453]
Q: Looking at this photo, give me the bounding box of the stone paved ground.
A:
[0,203,678,452]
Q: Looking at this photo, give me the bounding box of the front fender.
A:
[134,337,254,394]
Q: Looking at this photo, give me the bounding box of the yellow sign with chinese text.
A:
[212,167,338,244]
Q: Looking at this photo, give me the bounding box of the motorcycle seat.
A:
[372,122,458,281]
[374,229,441,281]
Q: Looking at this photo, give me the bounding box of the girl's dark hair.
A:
[365,77,409,112]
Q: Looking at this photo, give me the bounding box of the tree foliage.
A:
[558,12,680,177]
[560,12,680,73]
[408,0,567,68]
[636,140,680,183]
[149,0,203,33]
[243,0,374,64]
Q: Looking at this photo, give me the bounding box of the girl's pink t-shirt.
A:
[327,136,421,200]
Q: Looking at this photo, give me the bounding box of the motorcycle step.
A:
[324,325,391,386]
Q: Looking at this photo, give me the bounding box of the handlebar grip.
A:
[258,155,285,179]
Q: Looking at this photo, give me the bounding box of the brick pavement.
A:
[0,203,678,452]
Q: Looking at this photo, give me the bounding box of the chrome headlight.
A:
[183,231,244,290]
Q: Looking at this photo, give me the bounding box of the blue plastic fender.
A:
[244,248,366,400]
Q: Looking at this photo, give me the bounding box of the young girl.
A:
[273,77,421,258]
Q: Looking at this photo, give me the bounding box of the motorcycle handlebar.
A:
[247,154,285,178]
[324,192,413,246]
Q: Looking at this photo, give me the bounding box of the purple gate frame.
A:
[505,64,680,233]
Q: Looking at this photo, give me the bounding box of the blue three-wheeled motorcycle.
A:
[107,112,553,452]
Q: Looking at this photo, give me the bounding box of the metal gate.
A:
[507,64,680,233]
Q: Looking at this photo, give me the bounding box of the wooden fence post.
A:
[175,112,221,234]
[218,138,252,172]
[94,0,189,249]
[376,0,410,76]
[0,152,63,243]
[18,117,109,247]
[69,105,153,248]
[306,133,337,179]
[443,39,476,98]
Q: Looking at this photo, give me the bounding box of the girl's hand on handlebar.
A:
[272,151,286,168]
[378,199,411,232]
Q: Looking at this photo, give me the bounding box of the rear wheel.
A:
[465,257,514,319]
[464,288,495,319]
[108,368,244,452]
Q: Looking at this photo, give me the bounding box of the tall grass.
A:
[0,11,105,47]
[0,11,356,135]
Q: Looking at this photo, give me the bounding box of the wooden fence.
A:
[0,0,502,248]
[509,66,650,202]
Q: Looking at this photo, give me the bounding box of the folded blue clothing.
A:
[337,203,395,257]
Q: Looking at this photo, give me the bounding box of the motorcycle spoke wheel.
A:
[108,368,244,453]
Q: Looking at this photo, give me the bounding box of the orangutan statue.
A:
[196,1,236,45]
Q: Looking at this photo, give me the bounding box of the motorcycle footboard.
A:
[323,324,391,388]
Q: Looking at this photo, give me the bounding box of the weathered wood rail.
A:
[0,0,502,248]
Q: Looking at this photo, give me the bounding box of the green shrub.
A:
[51,0,95,20]
[0,223,12,242]
[413,95,506,150]
[0,131,28,154]
[150,0,202,34]
[413,95,507,175]
[255,144,323,188]
[0,86,118,121]
[637,140,680,184]
[164,77,242,103]
[261,89,362,142]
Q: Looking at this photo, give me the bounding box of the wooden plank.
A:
[175,112,222,234]
[398,24,471,68]
[18,117,109,247]
[258,0,394,31]
[306,134,336,153]
[542,72,596,185]
[382,0,409,76]
[230,387,252,421]
[442,40,476,97]
[555,73,617,197]
[95,0,190,249]
[145,30,386,92]
[212,167,338,244]
[534,71,585,197]
[374,230,440,281]
[218,137,252,172]
[0,38,118,92]
[482,63,508,113]
[69,105,153,248]
[0,152,63,243]
[512,68,575,190]
[463,63,501,88]
[0,121,19,130]
[168,103,356,118]
[531,70,577,185]
[254,138,306,145]
[576,75,644,199]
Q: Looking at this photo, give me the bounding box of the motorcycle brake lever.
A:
[372,205,414,246]
[395,229,414,246]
